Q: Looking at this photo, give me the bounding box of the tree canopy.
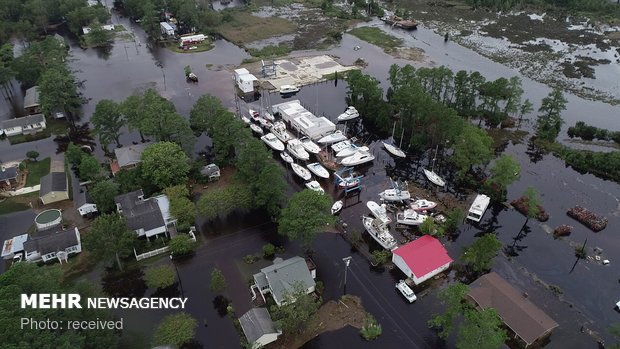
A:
[141,142,190,189]
[82,213,136,271]
[38,65,82,119]
[461,233,502,274]
[209,267,227,294]
[90,179,120,213]
[196,183,252,220]
[456,308,507,349]
[164,185,196,231]
[278,189,336,248]
[144,265,176,289]
[91,99,125,150]
[536,88,567,142]
[485,154,520,201]
[428,282,469,339]
[152,312,198,347]
[270,282,321,334]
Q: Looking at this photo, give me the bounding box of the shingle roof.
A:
[239,308,279,344]
[40,172,68,196]
[115,190,165,232]
[114,143,151,168]
[1,113,45,129]
[24,227,79,255]
[24,86,40,109]
[0,166,18,181]
[254,256,315,304]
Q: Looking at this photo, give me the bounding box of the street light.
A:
[342,256,352,295]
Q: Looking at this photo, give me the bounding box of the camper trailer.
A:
[467,194,491,222]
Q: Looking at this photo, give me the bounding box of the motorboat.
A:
[261,133,285,151]
[362,216,397,250]
[280,85,300,95]
[241,116,251,125]
[331,139,352,153]
[307,162,330,179]
[271,121,295,143]
[337,106,360,122]
[249,109,260,120]
[410,199,437,212]
[338,176,361,188]
[383,142,406,158]
[287,139,310,161]
[331,200,343,215]
[249,123,264,135]
[258,118,273,129]
[305,180,325,194]
[423,169,445,187]
[379,188,411,202]
[341,150,375,167]
[367,201,391,224]
[318,130,347,144]
[396,280,417,303]
[337,145,368,158]
[263,112,275,122]
[396,209,429,226]
[300,137,321,154]
[280,151,294,164]
[291,163,311,181]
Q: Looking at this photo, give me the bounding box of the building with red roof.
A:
[392,235,453,285]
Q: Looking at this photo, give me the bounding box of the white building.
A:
[233,68,258,94]
[467,194,491,222]
[239,308,281,349]
[115,189,172,238]
[0,114,46,137]
[23,227,82,264]
[1,234,29,260]
[252,256,316,306]
[272,100,335,140]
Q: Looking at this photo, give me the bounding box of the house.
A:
[110,142,151,175]
[75,187,97,216]
[115,189,172,238]
[239,308,281,349]
[0,114,46,137]
[252,256,316,306]
[201,163,220,181]
[1,233,29,260]
[467,272,559,348]
[0,165,19,190]
[40,172,69,205]
[233,68,259,94]
[392,235,453,285]
[272,100,336,140]
[24,86,40,114]
[23,227,82,263]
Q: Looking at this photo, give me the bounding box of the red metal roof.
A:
[393,235,453,277]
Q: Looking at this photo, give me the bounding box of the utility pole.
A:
[172,261,185,298]
[342,256,352,295]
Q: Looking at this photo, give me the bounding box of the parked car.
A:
[396,280,417,303]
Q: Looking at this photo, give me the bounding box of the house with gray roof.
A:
[40,172,69,205]
[23,227,82,263]
[24,86,40,114]
[70,169,97,216]
[0,165,19,190]
[239,308,281,349]
[253,256,316,306]
[115,189,171,238]
[0,113,46,137]
[111,143,151,175]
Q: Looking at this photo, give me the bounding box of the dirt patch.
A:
[215,12,297,45]
[190,166,237,196]
[393,47,426,61]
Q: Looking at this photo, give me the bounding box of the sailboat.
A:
[423,144,446,187]
[383,122,406,158]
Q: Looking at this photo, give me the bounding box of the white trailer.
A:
[160,22,175,36]
[467,194,491,222]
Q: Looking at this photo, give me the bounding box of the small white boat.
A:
[249,109,260,120]
[331,139,352,153]
[423,169,445,187]
[271,121,295,143]
[318,130,347,144]
[396,209,429,226]
[250,124,264,135]
[241,116,251,124]
[383,142,406,158]
[280,85,300,95]
[261,133,285,151]
[337,106,360,122]
[337,145,368,158]
[341,150,375,166]
[363,216,397,250]
[331,200,343,215]
[287,139,310,161]
[305,180,324,194]
[410,199,437,212]
[291,163,311,181]
[263,112,275,122]
[307,162,330,179]
[367,201,391,224]
[258,118,273,129]
[280,151,294,164]
[338,176,361,188]
[300,137,321,154]
[379,188,411,202]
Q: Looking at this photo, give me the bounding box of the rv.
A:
[179,34,206,47]
[160,22,175,36]
[467,194,490,222]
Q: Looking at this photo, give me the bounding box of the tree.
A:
[428,282,469,339]
[26,150,39,161]
[451,123,493,177]
[485,154,520,201]
[121,94,147,142]
[82,213,136,271]
[522,186,541,225]
[253,161,286,217]
[38,65,82,121]
[66,142,86,166]
[141,142,190,189]
[536,88,567,142]
[278,189,336,249]
[144,265,176,289]
[196,183,252,220]
[456,308,507,349]
[210,267,227,294]
[420,217,442,237]
[11,36,67,86]
[442,208,464,236]
[78,153,102,181]
[164,185,196,231]
[152,312,198,347]
[461,233,502,274]
[83,24,114,48]
[189,94,228,134]
[270,282,321,334]
[169,234,196,256]
[90,179,120,213]
[91,99,125,150]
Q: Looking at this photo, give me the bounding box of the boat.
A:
[338,175,361,188]
[241,116,251,125]
[367,201,391,224]
[305,180,324,194]
[186,72,198,82]
[381,15,418,30]
[300,137,321,154]
[261,133,285,151]
[379,188,411,202]
[307,162,330,179]
[331,200,343,215]
[396,209,429,226]
[331,139,352,153]
[271,121,295,143]
[263,112,275,122]
[337,145,368,158]
[258,118,273,129]
[423,169,445,187]
[279,151,294,164]
[396,280,417,303]
[318,130,347,144]
[337,106,360,122]
[341,150,375,166]
[249,109,260,120]
[249,124,264,135]
[410,199,437,212]
[466,194,490,222]
[363,216,397,250]
[287,139,310,161]
[383,142,406,158]
[280,85,300,95]
[291,163,311,181]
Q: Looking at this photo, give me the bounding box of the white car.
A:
[396,280,417,303]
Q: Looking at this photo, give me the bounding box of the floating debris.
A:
[567,206,608,232]
[510,196,550,222]
[553,224,573,237]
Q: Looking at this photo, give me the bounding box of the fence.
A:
[134,246,170,261]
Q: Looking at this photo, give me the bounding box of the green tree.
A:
[522,186,541,225]
[456,308,507,349]
[66,5,110,35]
[210,267,227,294]
[360,315,382,341]
[145,265,176,289]
[90,179,120,213]
[461,233,502,274]
[536,88,567,142]
[26,150,39,161]
[11,36,67,86]
[164,185,196,231]
[121,94,147,142]
[83,24,114,48]
[442,208,464,236]
[189,94,228,134]
[452,123,494,177]
[485,154,520,201]
[38,65,82,122]
[152,312,198,347]
[196,183,253,220]
[78,153,101,181]
[141,1,161,39]
[278,189,336,249]
[141,142,190,189]
[428,282,469,338]
[253,161,286,217]
[66,142,86,166]
[169,234,196,256]
[91,99,125,150]
[420,217,442,237]
[270,282,321,334]
[82,213,136,271]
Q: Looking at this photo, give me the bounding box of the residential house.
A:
[0,165,19,190]
[24,86,40,114]
[115,189,172,238]
[0,114,46,137]
[233,68,258,94]
[75,188,97,216]
[40,172,69,205]
[239,308,281,349]
[23,227,82,263]
[252,256,316,306]
[467,272,559,348]
[1,233,29,260]
[110,142,151,175]
[392,235,453,285]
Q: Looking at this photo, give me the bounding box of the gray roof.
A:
[70,169,93,208]
[201,164,220,176]
[24,227,79,255]
[114,143,151,168]
[0,166,18,181]
[115,189,165,231]
[40,172,68,196]
[239,308,279,343]
[255,256,315,304]
[1,113,45,129]
[24,86,40,109]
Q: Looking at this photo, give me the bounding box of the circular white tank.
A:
[35,209,62,230]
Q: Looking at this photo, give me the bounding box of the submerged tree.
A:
[270,282,321,334]
[278,189,336,249]
[91,99,125,151]
[152,312,197,348]
[461,233,502,275]
[536,88,566,142]
[456,308,507,349]
[428,282,469,339]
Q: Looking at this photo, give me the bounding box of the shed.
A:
[234,68,258,94]
[40,172,69,205]
[239,308,281,349]
[24,86,40,114]
[392,235,453,285]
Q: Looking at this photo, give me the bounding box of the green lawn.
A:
[348,27,403,53]
[0,191,39,215]
[24,157,51,187]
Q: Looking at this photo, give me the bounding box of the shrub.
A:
[360,315,382,341]
[169,234,196,256]
[243,254,258,264]
[144,265,176,289]
[262,243,276,258]
[371,250,390,265]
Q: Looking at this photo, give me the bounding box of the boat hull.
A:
[331,200,343,215]
[363,216,397,250]
[423,169,445,187]
[291,163,311,181]
[379,189,411,202]
[383,142,406,158]
[307,163,330,179]
[261,134,285,151]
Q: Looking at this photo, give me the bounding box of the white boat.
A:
[423,169,445,187]
[291,163,311,181]
[337,106,360,122]
[263,112,275,122]
[300,137,321,154]
[280,84,300,95]
[410,199,437,212]
[467,194,491,223]
[341,150,375,166]
[318,130,347,144]
[331,139,352,153]
[331,200,343,215]
[363,216,397,250]
[307,162,330,179]
[383,141,406,158]
[250,124,264,135]
[280,151,294,164]
[258,118,273,129]
[338,176,361,188]
[396,209,429,226]
[305,180,324,194]
[337,145,368,158]
[379,188,411,202]
[249,109,260,120]
[287,139,310,161]
[367,201,391,224]
[261,133,285,151]
[241,116,251,125]
[271,121,295,143]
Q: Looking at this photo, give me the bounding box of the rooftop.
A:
[393,235,453,278]
[0,166,18,181]
[40,172,68,196]
[1,113,45,130]
[254,256,315,304]
[24,86,40,109]
[239,308,280,344]
[115,190,165,232]
[114,143,151,168]
[24,227,79,255]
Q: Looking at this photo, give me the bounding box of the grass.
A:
[23,157,51,187]
[0,191,39,215]
[247,43,292,58]
[215,11,297,45]
[348,27,403,53]
[168,40,214,53]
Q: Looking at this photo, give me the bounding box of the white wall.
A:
[254,333,279,348]
[411,262,451,285]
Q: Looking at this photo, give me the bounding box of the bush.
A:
[144,265,176,289]
[169,234,196,256]
[243,254,258,264]
[360,315,382,341]
[371,250,390,265]
[262,243,276,258]
[26,150,39,161]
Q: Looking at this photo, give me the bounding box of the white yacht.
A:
[300,137,321,154]
[306,162,330,179]
[280,151,294,164]
[280,85,300,95]
[379,188,411,202]
[287,139,310,161]
[250,123,264,135]
[271,121,295,143]
[291,163,312,181]
[261,133,285,151]
[341,150,375,166]
[331,200,343,215]
[396,209,429,226]
[410,199,437,212]
[331,139,352,153]
[337,145,368,158]
[337,106,360,122]
[258,118,273,129]
[367,201,391,224]
[363,216,397,250]
[338,176,361,188]
[305,180,324,194]
[318,130,347,144]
